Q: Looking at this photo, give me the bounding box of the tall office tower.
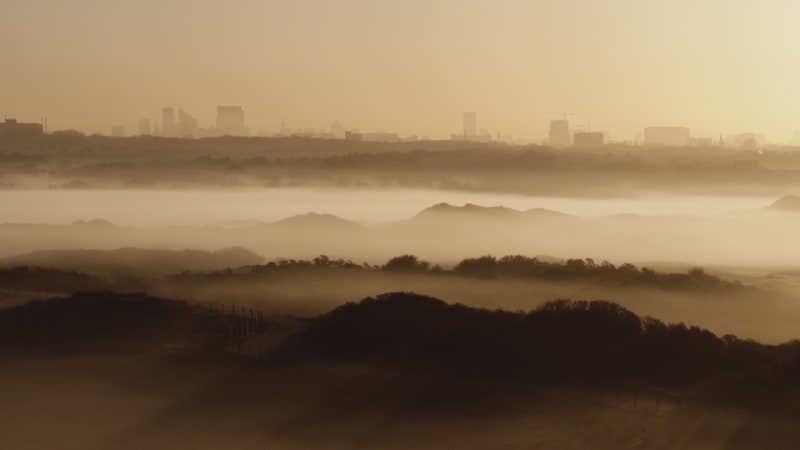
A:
[216,106,245,136]
[138,118,151,135]
[463,112,477,137]
[110,126,125,137]
[177,108,198,138]
[162,107,175,137]
[330,120,345,139]
[548,119,571,147]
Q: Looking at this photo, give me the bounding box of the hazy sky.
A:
[3,0,799,140]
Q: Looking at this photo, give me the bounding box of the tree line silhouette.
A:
[6,288,800,412]
[1,133,792,194]
[0,254,744,309]
[298,292,800,390]
[170,254,741,293]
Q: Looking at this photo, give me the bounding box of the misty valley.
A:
[7,0,800,446]
[8,1,800,447]
[5,141,800,448]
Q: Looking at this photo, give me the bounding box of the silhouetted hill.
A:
[417,203,522,219]
[268,212,367,232]
[415,203,577,222]
[766,195,800,212]
[1,203,794,266]
[298,292,793,385]
[210,246,264,265]
[0,291,228,355]
[381,203,580,243]
[0,247,264,276]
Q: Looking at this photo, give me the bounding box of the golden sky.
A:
[3,0,799,141]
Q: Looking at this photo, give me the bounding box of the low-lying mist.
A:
[160,268,797,344]
[4,188,800,345]
[2,249,798,344]
[0,188,774,226]
[3,193,800,268]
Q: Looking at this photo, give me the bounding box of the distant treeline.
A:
[2,133,798,193]
[451,255,738,291]
[171,254,741,292]
[6,288,800,409]
[0,254,741,297]
[298,292,800,390]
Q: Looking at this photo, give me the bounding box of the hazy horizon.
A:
[4,0,800,140]
[7,3,800,448]
[0,188,781,226]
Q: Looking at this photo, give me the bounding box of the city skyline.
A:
[3,99,799,144]
[4,106,796,146]
[2,107,795,145]
[3,1,799,141]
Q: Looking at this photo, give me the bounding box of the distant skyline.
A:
[3,0,799,140]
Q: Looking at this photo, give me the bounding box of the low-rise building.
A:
[0,118,44,138]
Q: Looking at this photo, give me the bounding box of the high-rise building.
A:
[177,108,198,138]
[463,112,477,137]
[162,107,175,137]
[331,120,345,139]
[644,126,690,146]
[548,120,571,147]
[573,131,604,148]
[452,112,491,142]
[138,118,151,135]
[110,126,125,137]
[216,106,246,136]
